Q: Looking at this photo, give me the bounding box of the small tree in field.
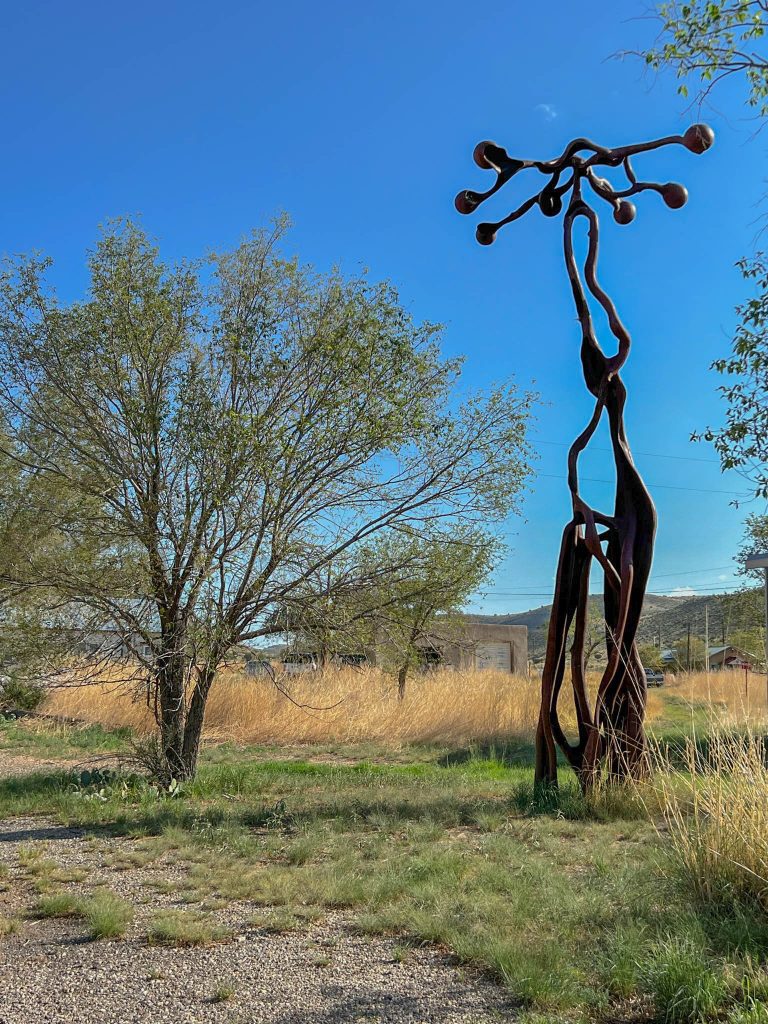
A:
[0,219,535,782]
[367,529,499,699]
[637,642,665,672]
[695,256,768,499]
[272,527,500,697]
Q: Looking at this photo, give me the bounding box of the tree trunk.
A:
[319,643,329,670]
[397,664,408,701]
[180,667,216,780]
[157,655,188,784]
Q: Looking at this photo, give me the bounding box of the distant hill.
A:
[472,589,762,661]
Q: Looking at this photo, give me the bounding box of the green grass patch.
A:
[641,938,730,1023]
[0,717,131,759]
[32,888,133,939]
[33,891,81,918]
[146,910,231,947]
[81,891,134,939]
[2,728,767,1021]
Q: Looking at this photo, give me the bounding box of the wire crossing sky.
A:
[0,1,765,612]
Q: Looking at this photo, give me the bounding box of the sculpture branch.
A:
[455,122,714,789]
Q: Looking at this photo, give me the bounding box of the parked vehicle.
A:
[643,667,664,687]
[281,653,319,675]
[244,658,274,677]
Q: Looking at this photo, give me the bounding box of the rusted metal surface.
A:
[455,124,714,789]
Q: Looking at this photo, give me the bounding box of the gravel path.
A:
[0,815,516,1023]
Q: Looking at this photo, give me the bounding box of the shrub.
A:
[0,676,45,713]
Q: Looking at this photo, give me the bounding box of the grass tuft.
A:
[0,916,20,937]
[653,729,768,911]
[147,910,231,947]
[33,891,80,918]
[641,938,729,1023]
[210,984,236,1003]
[82,891,134,939]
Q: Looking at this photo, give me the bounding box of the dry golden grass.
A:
[45,667,544,747]
[650,729,768,910]
[661,669,768,727]
[42,664,767,747]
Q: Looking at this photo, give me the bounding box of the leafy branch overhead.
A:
[643,1,768,115]
[693,254,768,498]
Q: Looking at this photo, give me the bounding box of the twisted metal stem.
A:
[455,123,713,788]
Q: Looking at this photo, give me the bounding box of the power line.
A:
[534,439,720,465]
[537,472,749,498]
[650,565,735,580]
[488,585,747,599]
[489,564,737,593]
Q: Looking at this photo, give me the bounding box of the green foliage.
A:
[0,676,45,712]
[644,1,768,115]
[694,257,768,498]
[638,642,665,670]
[282,527,501,680]
[361,527,501,688]
[738,514,768,583]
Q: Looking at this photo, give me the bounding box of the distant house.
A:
[242,624,529,676]
[660,644,762,670]
[707,645,762,670]
[403,623,528,675]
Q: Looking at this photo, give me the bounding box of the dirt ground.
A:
[0,749,516,1024]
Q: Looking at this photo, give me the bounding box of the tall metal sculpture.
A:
[455,124,714,789]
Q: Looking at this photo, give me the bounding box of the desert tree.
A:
[636,642,665,672]
[0,218,535,781]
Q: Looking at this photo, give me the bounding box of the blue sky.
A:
[1,1,765,613]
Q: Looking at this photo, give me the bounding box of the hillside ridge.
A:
[472,589,762,660]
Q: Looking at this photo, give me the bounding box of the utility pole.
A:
[745,553,768,676]
[687,623,692,673]
[705,604,710,679]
